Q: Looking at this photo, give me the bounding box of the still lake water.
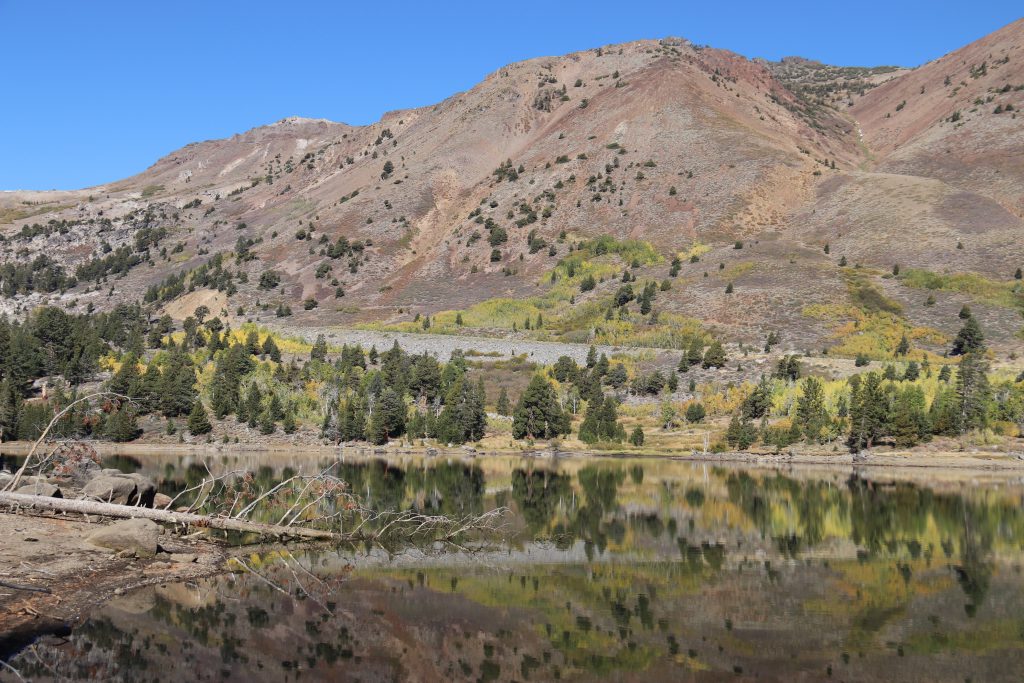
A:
[7,453,1024,682]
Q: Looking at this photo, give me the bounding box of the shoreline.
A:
[3,439,1023,473]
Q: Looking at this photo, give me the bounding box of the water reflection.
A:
[6,455,1024,682]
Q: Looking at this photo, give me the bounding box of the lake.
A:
[6,453,1024,682]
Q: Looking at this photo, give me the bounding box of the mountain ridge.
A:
[1,22,1021,361]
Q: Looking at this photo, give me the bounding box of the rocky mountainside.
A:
[2,21,1022,360]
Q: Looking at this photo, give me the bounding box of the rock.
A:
[170,553,198,564]
[87,518,160,558]
[83,475,138,505]
[125,473,157,508]
[52,457,100,488]
[153,492,173,509]
[15,482,63,498]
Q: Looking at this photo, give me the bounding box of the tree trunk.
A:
[0,492,342,542]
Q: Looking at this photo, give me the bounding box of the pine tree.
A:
[0,378,21,441]
[105,406,139,443]
[262,336,281,362]
[951,316,985,356]
[847,372,888,450]
[726,414,757,450]
[741,376,774,420]
[258,408,275,435]
[795,377,829,442]
[160,347,198,417]
[586,345,598,368]
[702,341,727,369]
[686,339,704,369]
[666,370,678,393]
[108,354,140,395]
[629,426,645,446]
[578,393,625,444]
[243,383,262,427]
[903,361,920,381]
[891,385,930,447]
[268,393,285,421]
[282,410,297,435]
[368,387,406,444]
[495,387,511,416]
[684,402,706,423]
[245,329,261,355]
[512,374,570,439]
[310,334,328,362]
[955,352,991,433]
[895,334,910,357]
[187,400,212,436]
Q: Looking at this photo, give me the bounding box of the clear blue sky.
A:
[1,1,1019,190]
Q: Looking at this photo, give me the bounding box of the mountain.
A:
[1,21,1022,360]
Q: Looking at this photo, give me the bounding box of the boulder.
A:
[86,518,160,558]
[56,457,101,488]
[15,482,63,498]
[125,473,157,508]
[83,475,138,505]
[153,492,173,509]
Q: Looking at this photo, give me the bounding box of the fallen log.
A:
[0,492,342,542]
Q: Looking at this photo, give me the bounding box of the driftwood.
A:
[0,491,343,542]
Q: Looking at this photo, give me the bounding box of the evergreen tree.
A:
[895,334,910,357]
[282,410,297,435]
[928,386,959,436]
[726,414,757,450]
[132,363,162,414]
[338,394,367,442]
[187,400,212,436]
[408,353,442,401]
[512,375,570,439]
[891,385,930,447]
[495,387,511,416]
[245,329,261,355]
[685,402,706,423]
[262,336,281,362]
[903,361,920,381]
[629,425,645,446]
[108,354,140,395]
[258,408,275,435]
[0,378,21,441]
[686,338,704,369]
[951,316,985,356]
[105,406,139,442]
[666,370,679,393]
[242,383,262,427]
[955,352,991,433]
[847,372,888,450]
[586,345,598,368]
[310,334,328,362]
[435,376,487,444]
[795,376,830,442]
[702,341,727,369]
[741,376,773,419]
[368,387,406,444]
[160,347,198,417]
[578,393,625,444]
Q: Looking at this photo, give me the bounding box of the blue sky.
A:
[1,1,1019,190]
